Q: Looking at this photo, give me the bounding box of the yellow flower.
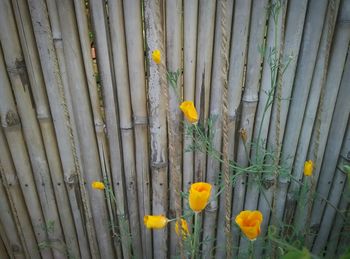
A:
[91,181,105,190]
[151,49,161,64]
[179,101,199,124]
[189,182,212,213]
[304,160,313,176]
[175,219,189,239]
[239,128,248,143]
[144,215,168,229]
[235,210,263,241]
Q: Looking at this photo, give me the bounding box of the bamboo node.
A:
[134,116,148,125]
[151,161,167,169]
[5,110,21,127]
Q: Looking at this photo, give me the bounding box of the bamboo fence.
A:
[0,0,349,258]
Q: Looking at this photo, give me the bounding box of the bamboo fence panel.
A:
[307,0,350,246]
[165,0,183,256]
[0,0,349,258]
[285,0,340,229]
[0,127,39,258]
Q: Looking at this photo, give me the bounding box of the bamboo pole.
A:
[165,0,183,256]
[10,1,82,257]
[0,221,11,259]
[144,0,169,257]
[183,0,198,209]
[202,1,234,258]
[235,0,269,255]
[284,0,339,228]
[312,117,350,254]
[272,0,328,228]
[306,1,350,246]
[0,128,40,258]
[325,188,350,258]
[54,1,116,257]
[27,0,100,256]
[226,0,252,254]
[0,7,66,259]
[0,177,25,259]
[335,204,350,257]
[254,1,287,256]
[0,236,8,259]
[0,47,53,259]
[122,2,152,257]
[108,0,144,257]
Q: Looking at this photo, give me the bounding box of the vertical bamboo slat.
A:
[227,0,252,253]
[313,116,350,254]
[0,128,40,258]
[144,0,168,257]
[10,1,81,257]
[0,236,8,259]
[165,0,183,256]
[203,1,234,257]
[183,0,198,207]
[0,47,53,259]
[122,2,152,257]
[109,0,143,257]
[285,0,339,229]
[307,0,350,245]
[0,178,25,259]
[0,4,66,259]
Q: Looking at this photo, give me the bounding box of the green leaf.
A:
[281,248,311,259]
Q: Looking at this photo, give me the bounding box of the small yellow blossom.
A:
[151,49,161,64]
[91,181,105,190]
[189,182,212,213]
[235,210,263,241]
[304,160,314,176]
[239,128,248,143]
[144,215,168,229]
[179,101,199,124]
[175,219,189,239]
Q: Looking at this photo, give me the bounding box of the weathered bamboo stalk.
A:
[203,1,234,257]
[226,0,252,254]
[0,47,53,259]
[55,1,117,257]
[122,2,152,257]
[183,0,198,210]
[144,0,168,257]
[0,128,39,258]
[0,4,66,259]
[254,1,287,255]
[312,116,350,254]
[0,221,11,259]
[306,1,350,246]
[10,1,82,257]
[165,0,183,256]
[273,0,328,229]
[0,177,25,259]
[108,0,144,257]
[27,0,100,256]
[284,0,339,228]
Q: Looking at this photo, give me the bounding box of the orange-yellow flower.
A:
[179,101,198,124]
[91,181,105,190]
[175,219,189,239]
[189,182,212,213]
[235,210,263,241]
[151,49,161,64]
[144,215,168,229]
[304,160,313,176]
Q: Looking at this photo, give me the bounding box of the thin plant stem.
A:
[191,212,200,259]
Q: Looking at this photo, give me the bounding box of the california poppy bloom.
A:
[235,210,263,241]
[175,219,189,239]
[179,101,199,124]
[91,181,105,190]
[304,160,313,176]
[151,49,161,64]
[144,215,168,229]
[189,182,212,213]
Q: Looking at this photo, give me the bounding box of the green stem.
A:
[191,212,200,259]
[248,240,254,259]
